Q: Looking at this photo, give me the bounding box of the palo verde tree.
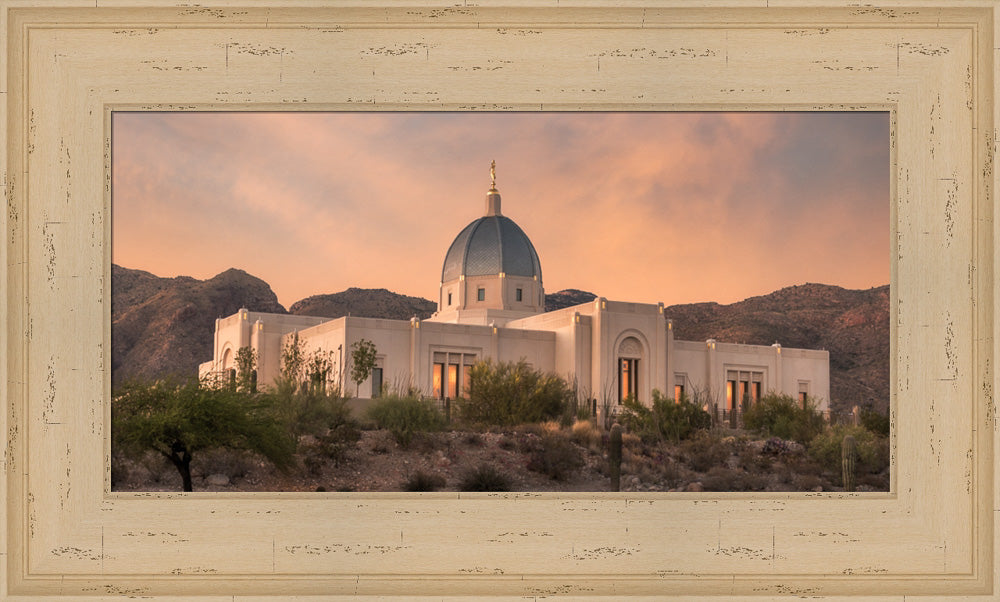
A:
[111,378,295,492]
[349,339,378,397]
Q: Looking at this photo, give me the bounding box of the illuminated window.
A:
[433,363,443,399]
[477,288,485,301]
[798,381,810,407]
[726,370,763,410]
[515,288,523,302]
[619,358,638,403]
[674,384,685,402]
[432,352,478,400]
[448,364,459,399]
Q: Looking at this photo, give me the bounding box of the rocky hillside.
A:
[289,288,436,320]
[112,265,286,384]
[112,266,888,412]
[545,288,597,312]
[665,283,890,413]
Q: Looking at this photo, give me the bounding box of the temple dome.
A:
[440,161,542,283]
[441,214,542,283]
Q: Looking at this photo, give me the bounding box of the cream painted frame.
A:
[1,1,996,599]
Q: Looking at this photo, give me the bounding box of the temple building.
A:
[199,163,829,421]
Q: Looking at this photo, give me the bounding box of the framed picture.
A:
[2,2,995,599]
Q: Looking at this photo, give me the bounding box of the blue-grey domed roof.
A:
[441,215,542,282]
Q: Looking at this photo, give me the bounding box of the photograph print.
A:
[110,111,890,494]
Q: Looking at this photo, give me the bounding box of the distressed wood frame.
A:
[1,1,997,599]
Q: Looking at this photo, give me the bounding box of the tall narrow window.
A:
[674,384,685,402]
[448,364,459,399]
[371,367,383,398]
[433,363,444,399]
[462,364,472,397]
[447,292,452,306]
[515,288,523,302]
[619,358,638,403]
[798,381,810,407]
[477,288,485,301]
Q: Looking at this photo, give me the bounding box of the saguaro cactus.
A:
[841,434,857,492]
[609,423,623,492]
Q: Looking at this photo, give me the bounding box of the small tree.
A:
[234,345,257,393]
[279,332,306,392]
[112,379,295,492]
[305,348,335,394]
[349,339,378,397]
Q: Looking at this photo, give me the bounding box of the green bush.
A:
[742,393,825,444]
[860,407,891,436]
[458,359,573,426]
[458,463,513,492]
[266,383,361,466]
[366,394,447,447]
[618,390,712,442]
[807,424,890,485]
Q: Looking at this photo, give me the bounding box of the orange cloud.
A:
[112,112,889,308]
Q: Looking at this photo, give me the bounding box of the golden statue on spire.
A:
[490,160,497,190]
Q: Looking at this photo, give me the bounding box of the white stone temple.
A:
[200,163,829,421]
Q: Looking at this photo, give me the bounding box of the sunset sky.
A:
[111,112,890,309]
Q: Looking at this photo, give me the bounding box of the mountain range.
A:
[111,264,888,412]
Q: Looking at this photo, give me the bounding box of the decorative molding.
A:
[1,2,995,599]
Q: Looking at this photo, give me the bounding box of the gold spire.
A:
[485,160,501,216]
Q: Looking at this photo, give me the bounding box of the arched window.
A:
[221,347,233,370]
[617,336,643,404]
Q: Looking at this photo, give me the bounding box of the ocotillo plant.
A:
[609,423,623,492]
[841,434,857,492]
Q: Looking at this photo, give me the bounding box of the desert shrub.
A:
[860,407,891,436]
[657,458,685,487]
[808,424,889,484]
[570,419,604,452]
[794,474,824,491]
[742,393,825,444]
[738,448,772,473]
[463,432,484,446]
[680,431,732,473]
[458,359,573,426]
[618,390,711,442]
[268,384,361,468]
[195,447,257,480]
[366,394,447,447]
[701,466,768,492]
[402,471,447,492]
[526,431,584,480]
[458,463,512,492]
